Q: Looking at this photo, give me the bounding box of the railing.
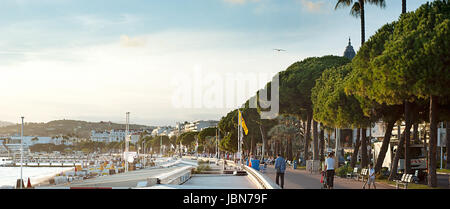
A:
[243,165,281,189]
[222,159,280,189]
[135,165,194,188]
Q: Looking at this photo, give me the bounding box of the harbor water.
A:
[0,167,74,188]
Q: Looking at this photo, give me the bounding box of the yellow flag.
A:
[238,110,249,135]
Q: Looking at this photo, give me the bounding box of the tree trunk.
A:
[375,120,395,173]
[413,123,419,143]
[305,113,312,161]
[368,125,372,163]
[389,125,405,180]
[424,123,428,166]
[279,140,283,158]
[288,136,293,161]
[274,141,278,156]
[428,95,438,187]
[259,124,266,161]
[402,0,407,14]
[404,101,413,174]
[360,0,365,45]
[360,128,368,168]
[313,120,319,160]
[319,124,325,162]
[350,128,361,168]
[250,136,253,155]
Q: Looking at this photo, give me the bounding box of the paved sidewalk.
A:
[264,165,392,189]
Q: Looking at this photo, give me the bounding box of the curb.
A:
[437,172,450,176]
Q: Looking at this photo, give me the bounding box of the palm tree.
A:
[268,116,299,161]
[402,0,406,14]
[335,0,386,45]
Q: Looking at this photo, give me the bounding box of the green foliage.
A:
[218,109,239,153]
[376,167,389,180]
[335,164,353,178]
[335,0,386,18]
[29,143,70,153]
[347,22,396,102]
[350,1,450,108]
[279,56,351,116]
[312,64,370,128]
[219,132,237,153]
[198,127,217,144]
[0,119,152,139]
[197,159,210,164]
[160,135,170,146]
[376,1,450,101]
[193,164,211,174]
[169,135,177,145]
[179,131,198,147]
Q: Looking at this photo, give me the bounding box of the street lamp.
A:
[125,112,130,173]
[20,116,24,189]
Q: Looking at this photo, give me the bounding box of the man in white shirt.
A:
[363,163,376,189]
[324,152,335,189]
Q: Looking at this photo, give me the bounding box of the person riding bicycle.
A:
[323,152,335,189]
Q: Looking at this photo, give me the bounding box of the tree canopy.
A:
[312,64,370,129]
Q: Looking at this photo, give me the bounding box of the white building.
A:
[184,120,218,132]
[151,126,173,136]
[90,130,109,142]
[90,129,139,143]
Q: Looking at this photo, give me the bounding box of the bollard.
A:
[16,179,25,189]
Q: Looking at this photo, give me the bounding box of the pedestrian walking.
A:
[362,163,376,189]
[274,154,286,189]
[261,161,267,173]
[324,152,335,189]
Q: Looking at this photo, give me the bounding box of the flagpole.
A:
[237,110,240,167]
[238,110,242,168]
[240,121,242,168]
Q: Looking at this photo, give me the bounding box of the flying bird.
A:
[273,48,286,52]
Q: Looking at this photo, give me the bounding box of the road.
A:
[264,165,392,189]
[437,174,449,188]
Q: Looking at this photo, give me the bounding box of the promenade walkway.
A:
[45,160,196,188]
[178,158,259,189]
[264,165,392,189]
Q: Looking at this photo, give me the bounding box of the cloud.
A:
[120,35,147,47]
[0,29,300,126]
[73,14,139,29]
[299,0,327,13]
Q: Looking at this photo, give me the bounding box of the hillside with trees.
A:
[0,119,155,139]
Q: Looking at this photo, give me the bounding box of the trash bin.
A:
[251,159,260,171]
[293,160,298,169]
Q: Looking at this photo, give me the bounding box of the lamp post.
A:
[142,141,145,168]
[125,112,130,173]
[20,116,24,189]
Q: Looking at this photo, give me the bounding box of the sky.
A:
[0,0,427,126]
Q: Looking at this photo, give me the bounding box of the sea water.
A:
[0,167,73,188]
